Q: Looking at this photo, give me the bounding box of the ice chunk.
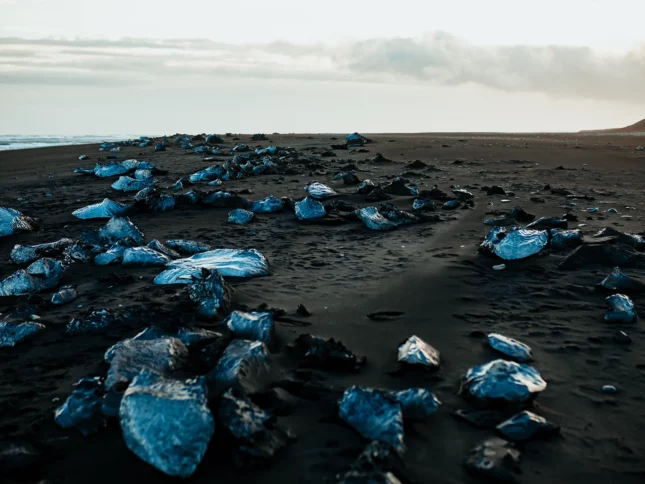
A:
[391,388,441,420]
[122,247,171,267]
[67,308,117,334]
[98,217,144,245]
[55,377,104,435]
[211,339,270,394]
[51,285,78,305]
[526,217,567,230]
[464,438,521,482]
[604,294,637,323]
[0,207,37,237]
[0,321,45,347]
[549,229,583,250]
[295,197,326,221]
[357,207,397,231]
[188,165,226,183]
[496,411,560,441]
[94,242,129,266]
[597,267,645,292]
[10,238,74,264]
[487,333,532,362]
[228,209,255,225]
[119,370,214,478]
[187,269,232,320]
[165,239,211,255]
[305,182,337,199]
[397,335,440,369]
[146,240,181,259]
[288,334,364,372]
[0,258,64,296]
[248,195,283,214]
[72,198,131,220]
[481,228,548,260]
[111,175,156,192]
[346,132,367,147]
[224,311,274,344]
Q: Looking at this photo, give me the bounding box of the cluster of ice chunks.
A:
[0,321,46,347]
[66,308,117,334]
[228,208,255,224]
[187,269,233,320]
[72,199,132,220]
[119,370,214,478]
[288,334,365,371]
[154,248,270,284]
[0,258,65,296]
[294,197,326,221]
[480,227,548,260]
[604,294,637,323]
[487,334,532,362]
[75,159,154,178]
[0,207,38,238]
[224,311,274,344]
[209,339,270,395]
[10,238,74,264]
[55,377,105,435]
[397,335,440,369]
[357,207,397,231]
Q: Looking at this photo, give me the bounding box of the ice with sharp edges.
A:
[224,311,274,344]
[487,334,532,362]
[119,370,214,478]
[98,217,144,245]
[357,207,397,231]
[94,242,128,266]
[189,165,226,183]
[392,388,441,420]
[305,182,338,199]
[165,239,211,255]
[604,294,637,323]
[248,195,283,214]
[154,249,269,284]
[0,207,37,237]
[51,285,78,305]
[0,258,64,296]
[11,238,74,264]
[211,339,270,394]
[496,410,560,441]
[481,228,548,260]
[66,308,117,334]
[228,209,255,225]
[347,132,366,147]
[72,198,132,220]
[294,197,326,221]
[55,377,104,435]
[122,247,171,267]
[187,269,232,320]
[549,229,583,250]
[0,321,46,347]
[463,359,547,404]
[597,267,645,292]
[147,240,181,259]
[112,175,157,192]
[397,335,440,368]
[94,161,131,178]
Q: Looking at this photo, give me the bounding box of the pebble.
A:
[602,385,617,394]
[613,330,632,345]
[493,264,506,271]
[607,208,618,213]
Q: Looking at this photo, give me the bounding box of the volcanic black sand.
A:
[1,132,645,483]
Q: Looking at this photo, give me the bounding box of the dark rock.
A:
[464,438,521,483]
[452,408,506,429]
[288,334,365,371]
[559,243,645,270]
[365,189,392,203]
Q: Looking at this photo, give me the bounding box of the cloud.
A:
[0,33,643,103]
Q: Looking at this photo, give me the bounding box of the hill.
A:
[581,119,645,133]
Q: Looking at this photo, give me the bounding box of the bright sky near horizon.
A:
[1,0,644,134]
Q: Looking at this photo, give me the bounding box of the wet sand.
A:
[1,132,645,483]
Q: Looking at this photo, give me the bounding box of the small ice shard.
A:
[98,217,144,245]
[210,339,270,395]
[462,359,547,406]
[0,258,65,296]
[358,179,377,194]
[165,239,211,255]
[105,337,188,392]
[602,384,617,393]
[67,308,117,334]
[493,264,506,270]
[51,285,78,305]
[0,321,45,347]
[94,161,131,178]
[357,207,397,231]
[305,182,338,199]
[496,411,560,441]
[55,377,104,435]
[597,267,645,292]
[295,197,326,221]
[487,334,532,362]
[119,370,214,478]
[255,145,277,156]
[72,198,131,220]
[187,269,232,320]
[111,175,156,192]
[452,188,474,200]
[248,195,283,213]
[122,247,171,267]
[10,238,74,264]
[549,229,583,250]
[228,209,255,225]
[146,239,181,259]
[443,200,461,209]
[397,335,440,369]
[604,294,637,323]
[154,249,270,284]
[288,334,365,371]
[79,154,89,160]
[232,144,249,152]
[224,311,274,344]
[0,207,38,238]
[464,438,521,483]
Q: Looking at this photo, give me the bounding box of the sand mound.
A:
[581,118,645,133]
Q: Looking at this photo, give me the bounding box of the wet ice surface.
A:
[0,321,46,347]
[397,335,440,368]
[224,311,274,344]
[604,294,637,323]
[487,333,533,362]
[294,197,326,221]
[358,207,397,231]
[0,258,64,296]
[0,207,37,238]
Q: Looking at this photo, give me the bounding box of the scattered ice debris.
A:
[480,228,548,260]
[549,229,583,250]
[10,238,74,264]
[393,388,441,420]
[165,239,211,255]
[357,207,397,231]
[462,359,547,406]
[602,385,617,393]
[496,411,560,441]
[122,247,171,267]
[224,311,274,344]
[597,267,645,292]
[72,198,131,220]
[0,207,38,238]
[255,145,278,156]
[0,258,65,296]
[228,208,255,225]
[51,285,78,305]
[55,377,104,435]
[98,217,144,245]
[119,370,214,478]
[288,334,365,371]
[105,337,188,391]
[111,175,157,192]
[493,264,506,271]
[464,438,521,483]
[397,335,440,369]
[604,294,637,323]
[187,269,232,320]
[154,248,270,284]
[211,339,270,395]
[0,321,45,347]
[295,197,326,221]
[67,308,117,334]
[134,188,175,212]
[487,334,532,362]
[248,195,283,213]
[526,217,568,230]
[154,143,165,152]
[305,182,338,199]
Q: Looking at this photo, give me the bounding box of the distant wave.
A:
[0,135,134,151]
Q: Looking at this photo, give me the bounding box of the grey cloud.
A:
[0,34,643,102]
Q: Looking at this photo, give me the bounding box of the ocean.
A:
[0,135,134,151]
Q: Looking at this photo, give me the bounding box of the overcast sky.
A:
[1,0,644,134]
